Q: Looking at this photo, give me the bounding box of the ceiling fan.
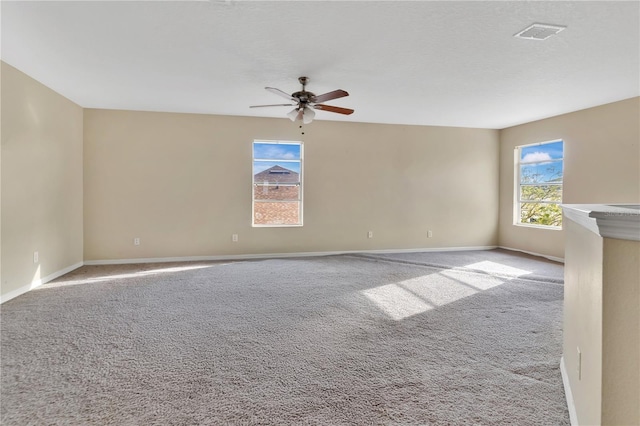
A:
[250,76,354,124]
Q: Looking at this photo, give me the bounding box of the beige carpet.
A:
[1,249,569,425]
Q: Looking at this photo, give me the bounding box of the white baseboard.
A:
[499,246,564,263]
[2,246,498,300]
[83,245,499,266]
[560,356,578,426]
[1,261,84,304]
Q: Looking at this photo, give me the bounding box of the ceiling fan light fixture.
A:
[287,108,300,122]
[303,107,315,124]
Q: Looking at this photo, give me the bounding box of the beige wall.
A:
[601,237,639,425]
[563,216,640,426]
[1,62,3,290]
[0,62,84,300]
[83,109,499,261]
[499,98,640,259]
[563,218,603,425]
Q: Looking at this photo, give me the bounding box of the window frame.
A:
[252,140,303,227]
[514,139,564,230]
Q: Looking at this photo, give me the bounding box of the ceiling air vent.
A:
[514,23,566,40]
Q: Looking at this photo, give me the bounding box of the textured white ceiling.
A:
[2,1,638,129]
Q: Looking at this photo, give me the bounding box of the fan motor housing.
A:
[292,91,315,104]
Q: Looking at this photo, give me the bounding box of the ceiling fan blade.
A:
[313,104,354,115]
[312,89,349,103]
[250,103,297,108]
[265,87,296,101]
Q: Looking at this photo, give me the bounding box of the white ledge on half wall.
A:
[561,204,640,241]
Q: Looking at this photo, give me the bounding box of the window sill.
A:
[514,223,563,231]
[252,224,303,228]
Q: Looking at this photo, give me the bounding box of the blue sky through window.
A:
[253,142,301,175]
[520,140,563,184]
[520,163,563,183]
[520,140,563,162]
[254,142,300,160]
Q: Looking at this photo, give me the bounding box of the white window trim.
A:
[252,140,303,227]
[514,139,564,229]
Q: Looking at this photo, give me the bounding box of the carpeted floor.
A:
[1,249,569,425]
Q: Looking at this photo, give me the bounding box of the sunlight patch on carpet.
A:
[362,282,434,320]
[362,269,509,320]
[438,269,506,291]
[463,261,531,277]
[39,264,218,289]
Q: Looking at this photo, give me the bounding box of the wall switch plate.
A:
[33,251,39,263]
[368,231,373,238]
[232,234,238,242]
[428,230,433,238]
[134,237,140,246]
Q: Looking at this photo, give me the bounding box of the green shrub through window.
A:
[516,140,564,227]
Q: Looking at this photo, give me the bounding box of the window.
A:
[515,140,564,228]
[253,140,302,226]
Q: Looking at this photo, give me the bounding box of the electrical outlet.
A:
[134,237,140,246]
[428,230,433,238]
[367,231,373,239]
[33,251,39,263]
[232,234,238,242]
[577,347,582,380]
